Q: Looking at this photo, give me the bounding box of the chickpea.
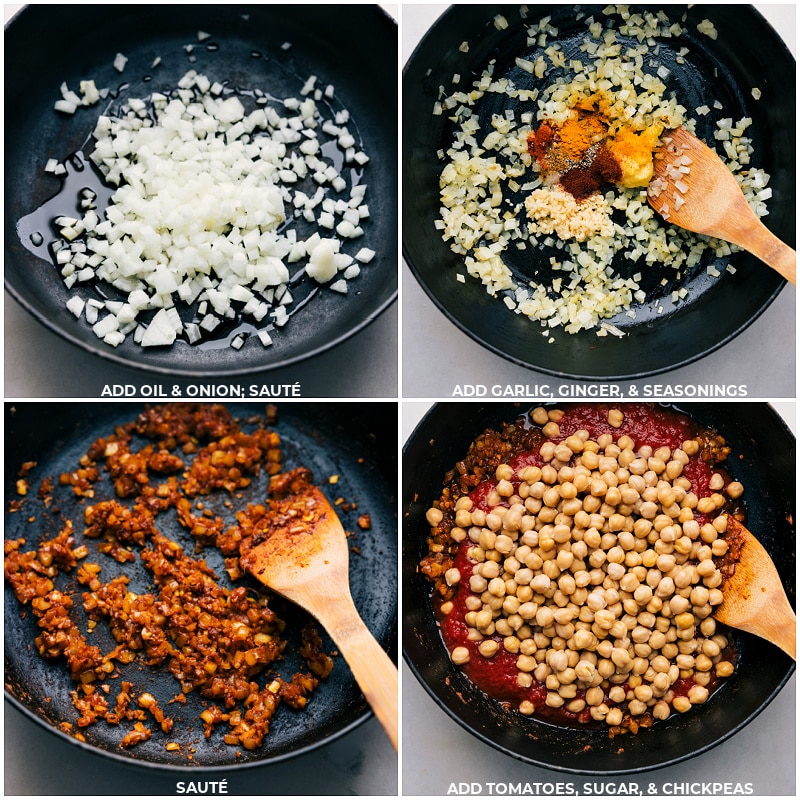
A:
[478,640,500,658]
[701,639,720,659]
[710,540,728,558]
[475,609,493,630]
[531,407,549,425]
[672,696,692,713]
[584,687,603,707]
[547,650,568,673]
[674,612,695,630]
[566,698,586,714]
[478,529,496,551]
[607,408,624,428]
[688,685,709,705]
[519,700,535,716]
[445,567,461,586]
[455,508,473,528]
[530,574,551,594]
[504,509,523,531]
[652,701,671,720]
[480,560,501,580]
[496,534,518,554]
[716,661,734,678]
[601,686,621,704]
[495,619,513,637]
[581,450,600,470]
[469,575,488,593]
[451,647,470,665]
[634,684,654,703]
[627,699,646,716]
[652,672,670,693]
[655,576,676,598]
[451,527,468,543]
[485,512,503,532]
[542,421,560,438]
[665,461,683,480]
[726,481,744,499]
[561,436,582,455]
[496,463,514,481]
[464,595,482,613]
[426,507,443,526]
[517,654,536,672]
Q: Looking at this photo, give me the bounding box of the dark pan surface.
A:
[5,5,397,376]
[402,402,795,773]
[403,5,795,379]
[5,402,397,770]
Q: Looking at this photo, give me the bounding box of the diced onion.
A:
[46,66,376,351]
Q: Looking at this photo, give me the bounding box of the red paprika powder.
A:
[560,145,622,200]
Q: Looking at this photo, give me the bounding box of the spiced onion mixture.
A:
[5,404,338,754]
[421,404,745,735]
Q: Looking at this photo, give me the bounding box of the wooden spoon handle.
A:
[325,608,399,750]
[742,216,796,285]
[764,602,796,660]
[737,592,796,660]
[724,206,796,285]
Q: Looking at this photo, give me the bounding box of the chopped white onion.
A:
[47,66,376,350]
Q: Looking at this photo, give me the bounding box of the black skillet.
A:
[402,5,795,380]
[5,5,397,376]
[402,402,795,773]
[4,402,397,770]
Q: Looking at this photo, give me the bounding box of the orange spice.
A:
[528,112,607,174]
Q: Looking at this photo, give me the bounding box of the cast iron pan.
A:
[5,402,397,770]
[5,5,397,376]
[402,5,796,380]
[402,402,795,773]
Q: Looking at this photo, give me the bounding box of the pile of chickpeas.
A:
[427,407,742,729]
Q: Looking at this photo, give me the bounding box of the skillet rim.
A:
[401,3,795,381]
[401,400,796,774]
[4,4,398,377]
[4,400,399,771]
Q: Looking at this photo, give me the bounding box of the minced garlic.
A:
[525,185,614,241]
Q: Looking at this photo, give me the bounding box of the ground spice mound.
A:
[528,92,663,203]
[4,403,338,754]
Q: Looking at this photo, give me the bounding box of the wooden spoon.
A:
[240,479,398,750]
[714,516,795,659]
[647,126,796,284]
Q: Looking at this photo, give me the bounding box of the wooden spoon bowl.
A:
[241,475,398,750]
[648,126,796,284]
[715,516,795,659]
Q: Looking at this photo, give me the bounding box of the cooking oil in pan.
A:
[16,151,113,265]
